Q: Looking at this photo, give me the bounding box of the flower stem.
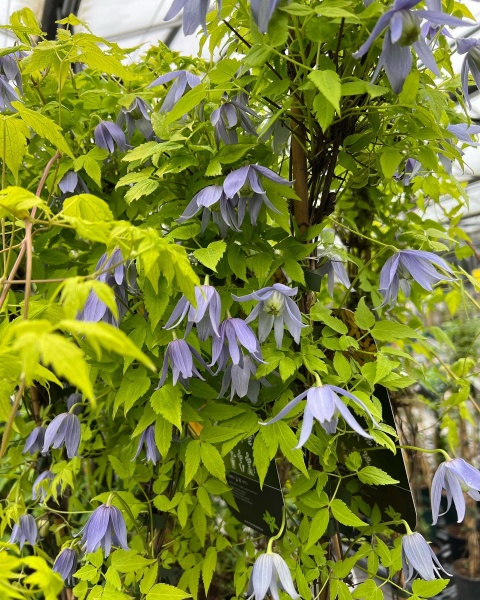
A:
[267,508,286,553]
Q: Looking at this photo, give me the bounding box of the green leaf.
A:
[333,353,351,381]
[144,277,170,330]
[358,466,399,486]
[0,116,28,182]
[113,367,151,415]
[371,321,421,341]
[270,421,309,477]
[200,443,226,482]
[310,306,348,334]
[193,240,227,272]
[0,186,47,219]
[125,180,159,204]
[13,103,74,158]
[399,71,420,104]
[62,194,113,221]
[245,44,272,67]
[208,59,241,83]
[202,546,217,595]
[164,83,207,125]
[411,579,449,598]
[155,415,172,457]
[150,384,182,429]
[313,94,335,130]
[110,550,156,573]
[308,70,341,113]
[283,259,305,285]
[380,148,403,179]
[185,440,201,486]
[306,508,330,549]
[345,452,362,472]
[146,584,191,600]
[330,499,366,527]
[354,298,375,330]
[58,320,156,371]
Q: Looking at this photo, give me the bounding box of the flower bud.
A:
[398,10,421,46]
[264,290,286,316]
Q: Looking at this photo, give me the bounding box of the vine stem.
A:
[0,377,25,459]
[0,151,60,313]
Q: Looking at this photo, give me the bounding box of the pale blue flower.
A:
[58,171,89,195]
[431,458,480,525]
[158,338,209,387]
[10,514,38,549]
[117,97,153,140]
[247,552,299,600]
[211,317,263,368]
[250,0,287,34]
[458,38,480,108]
[133,425,161,465]
[219,354,269,403]
[315,255,351,296]
[94,121,128,153]
[42,413,81,459]
[23,425,46,455]
[402,532,450,582]
[32,470,55,502]
[0,75,19,112]
[211,96,258,145]
[79,249,136,327]
[80,504,129,557]
[149,70,202,113]
[223,164,291,226]
[233,284,305,348]
[394,157,422,185]
[164,0,220,35]
[354,0,466,93]
[164,284,221,340]
[263,384,379,448]
[53,548,78,585]
[379,249,454,307]
[178,185,241,236]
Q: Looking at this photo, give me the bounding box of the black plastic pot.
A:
[453,560,480,600]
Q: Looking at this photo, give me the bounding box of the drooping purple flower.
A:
[247,552,299,600]
[164,0,218,35]
[219,354,269,403]
[353,0,466,93]
[32,470,55,501]
[149,70,202,113]
[79,249,136,327]
[133,425,161,465]
[223,165,291,226]
[314,255,351,297]
[117,97,153,140]
[263,384,379,448]
[58,171,89,196]
[177,185,241,237]
[158,338,209,388]
[431,458,480,526]
[250,0,287,34]
[42,413,81,459]
[23,425,46,455]
[94,121,128,153]
[164,284,221,341]
[67,392,84,415]
[402,532,450,582]
[0,75,20,112]
[80,504,129,557]
[233,284,305,348]
[379,249,454,307]
[0,52,23,92]
[211,96,258,145]
[53,548,78,586]
[421,0,453,41]
[9,514,38,549]
[458,38,480,108]
[447,123,480,147]
[211,318,263,368]
[394,157,422,186]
